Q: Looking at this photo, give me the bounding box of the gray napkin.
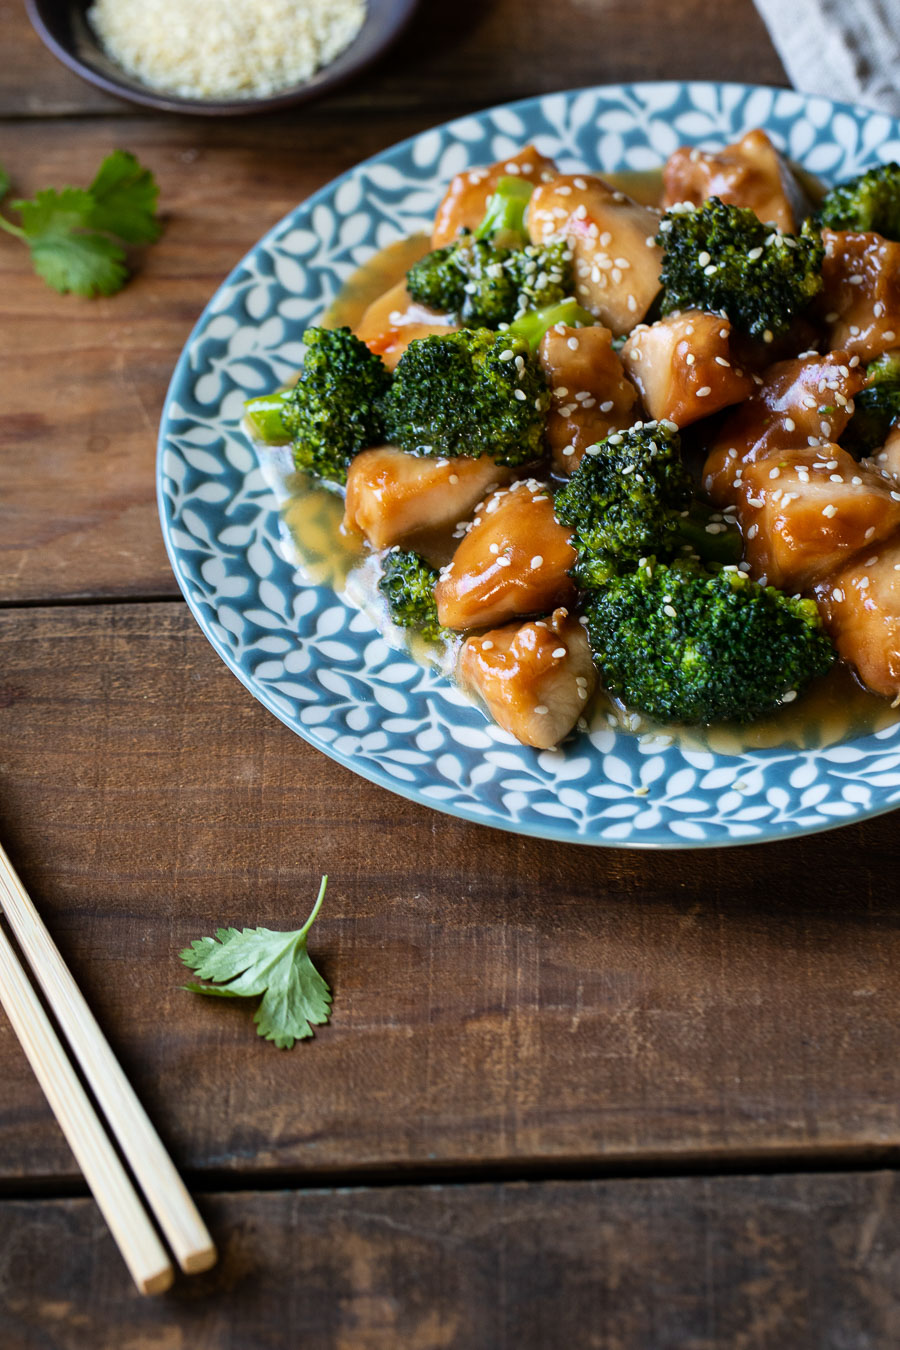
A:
[754,0,900,116]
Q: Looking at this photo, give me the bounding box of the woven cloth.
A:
[754,0,900,116]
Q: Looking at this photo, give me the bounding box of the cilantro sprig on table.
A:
[0,150,161,296]
[180,877,332,1049]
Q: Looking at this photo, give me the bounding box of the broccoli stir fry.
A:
[243,129,900,749]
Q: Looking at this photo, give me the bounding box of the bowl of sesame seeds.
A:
[26,0,419,114]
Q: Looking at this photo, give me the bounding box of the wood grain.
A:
[3,1171,900,1349]
[1,602,898,1184]
[1,0,786,119]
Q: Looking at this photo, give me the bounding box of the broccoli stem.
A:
[244,392,291,444]
[474,176,535,243]
[506,298,598,349]
[677,502,743,565]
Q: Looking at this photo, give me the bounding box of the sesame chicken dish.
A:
[245,132,900,750]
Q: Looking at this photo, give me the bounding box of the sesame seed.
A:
[704,263,717,276]
[820,420,831,436]
[663,604,677,618]
[552,647,566,658]
[534,705,549,715]
[696,385,712,397]
[514,389,527,401]
[567,337,579,350]
[500,349,514,361]
[530,555,543,568]
[489,542,499,554]
[830,473,843,483]
[715,356,731,367]
[782,689,798,703]
[497,555,511,567]
[884,330,896,342]
[719,327,729,339]
[763,329,774,343]
[600,400,614,413]
[684,352,695,366]
[482,639,494,650]
[822,504,838,518]
[747,246,763,261]
[784,417,796,431]
[833,588,845,602]
[747,523,759,539]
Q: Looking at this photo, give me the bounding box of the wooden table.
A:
[2,1,899,1344]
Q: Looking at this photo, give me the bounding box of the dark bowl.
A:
[25,0,419,115]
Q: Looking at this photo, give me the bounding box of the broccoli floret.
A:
[585,558,834,724]
[280,327,391,484]
[474,175,534,243]
[381,328,549,465]
[819,163,900,240]
[657,197,824,340]
[841,351,900,457]
[406,176,572,328]
[406,235,572,327]
[378,549,445,641]
[554,422,742,587]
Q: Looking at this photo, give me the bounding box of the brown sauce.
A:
[280,173,900,756]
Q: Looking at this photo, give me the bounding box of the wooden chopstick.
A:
[0,842,217,1279]
[0,920,174,1294]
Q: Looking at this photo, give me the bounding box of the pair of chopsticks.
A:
[0,842,216,1294]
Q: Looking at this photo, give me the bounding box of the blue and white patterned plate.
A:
[158,81,900,848]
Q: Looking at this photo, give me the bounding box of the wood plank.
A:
[0,112,425,603]
[2,1171,899,1348]
[1,0,786,118]
[1,602,899,1183]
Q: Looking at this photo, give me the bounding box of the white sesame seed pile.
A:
[87,0,366,100]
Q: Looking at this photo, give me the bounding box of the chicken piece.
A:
[458,607,597,748]
[868,422,900,482]
[662,129,807,232]
[620,310,753,427]
[526,175,663,334]
[814,534,900,698]
[538,322,637,473]
[344,447,509,552]
[703,350,866,505]
[725,445,900,590]
[820,229,900,361]
[435,481,576,630]
[354,278,458,371]
[431,145,558,248]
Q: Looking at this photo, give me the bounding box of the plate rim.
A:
[157,79,900,849]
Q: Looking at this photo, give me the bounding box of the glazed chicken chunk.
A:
[703,350,866,499]
[662,129,807,232]
[458,608,597,749]
[431,144,558,248]
[621,310,754,427]
[435,481,576,630]
[526,174,663,334]
[344,447,509,552]
[814,534,900,698]
[538,322,637,473]
[717,445,900,590]
[820,229,900,360]
[355,278,459,371]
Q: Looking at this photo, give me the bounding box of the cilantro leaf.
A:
[0,152,161,297]
[180,877,332,1049]
[87,149,162,245]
